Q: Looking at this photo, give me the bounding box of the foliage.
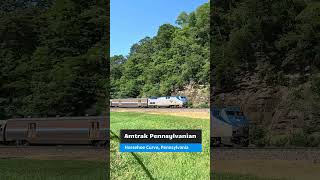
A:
[306,133,320,147]
[0,0,108,118]
[311,76,320,98]
[110,3,209,98]
[211,0,320,89]
[269,134,289,147]
[249,126,267,147]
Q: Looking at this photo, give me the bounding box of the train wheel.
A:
[92,141,104,147]
[97,141,105,147]
[15,140,29,146]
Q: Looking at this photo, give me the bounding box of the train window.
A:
[28,123,37,138]
[166,97,170,99]
[226,111,235,115]
[234,112,244,116]
[91,122,94,129]
[96,122,99,129]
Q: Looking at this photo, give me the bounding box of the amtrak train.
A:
[211,107,249,146]
[0,117,108,146]
[110,96,188,108]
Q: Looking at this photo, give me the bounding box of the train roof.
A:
[211,106,248,127]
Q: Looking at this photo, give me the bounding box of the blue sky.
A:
[110,0,208,56]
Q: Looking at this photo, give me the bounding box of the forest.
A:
[211,0,320,146]
[110,3,210,99]
[211,0,319,92]
[0,0,108,119]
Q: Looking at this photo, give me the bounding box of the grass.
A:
[110,112,210,180]
[0,159,107,180]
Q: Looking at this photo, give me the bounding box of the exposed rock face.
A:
[173,83,209,107]
[212,72,320,146]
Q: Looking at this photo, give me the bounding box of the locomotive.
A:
[0,116,108,146]
[211,106,249,147]
[110,96,188,108]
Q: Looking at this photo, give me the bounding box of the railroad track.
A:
[212,146,320,162]
[212,147,320,150]
[0,145,107,150]
[110,107,209,112]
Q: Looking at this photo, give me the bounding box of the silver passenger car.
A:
[1,116,108,145]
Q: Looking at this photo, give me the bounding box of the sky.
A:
[110,0,209,56]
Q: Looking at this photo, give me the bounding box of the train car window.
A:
[234,112,244,117]
[166,97,170,99]
[28,123,37,138]
[96,122,99,129]
[226,111,235,115]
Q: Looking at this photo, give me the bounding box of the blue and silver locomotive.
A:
[211,106,249,146]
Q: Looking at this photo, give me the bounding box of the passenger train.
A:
[0,103,249,147]
[211,107,249,146]
[110,96,188,108]
[0,116,108,146]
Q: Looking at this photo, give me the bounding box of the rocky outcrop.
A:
[174,83,209,107]
[212,72,320,146]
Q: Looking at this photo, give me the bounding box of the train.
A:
[211,106,249,147]
[0,116,108,146]
[110,96,188,108]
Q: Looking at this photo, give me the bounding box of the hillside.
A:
[211,0,320,146]
[0,0,108,118]
[110,2,210,106]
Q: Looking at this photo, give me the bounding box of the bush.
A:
[306,133,320,147]
[194,102,209,108]
[250,127,267,147]
[186,101,193,108]
[311,76,320,98]
[269,134,289,147]
[289,131,307,147]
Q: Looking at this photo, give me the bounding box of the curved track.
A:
[110,107,209,112]
[211,147,320,162]
[0,145,108,160]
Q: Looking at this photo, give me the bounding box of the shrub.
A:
[250,127,267,147]
[289,131,307,147]
[195,102,209,108]
[186,101,193,108]
[269,134,289,147]
[306,133,320,147]
[311,76,320,98]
